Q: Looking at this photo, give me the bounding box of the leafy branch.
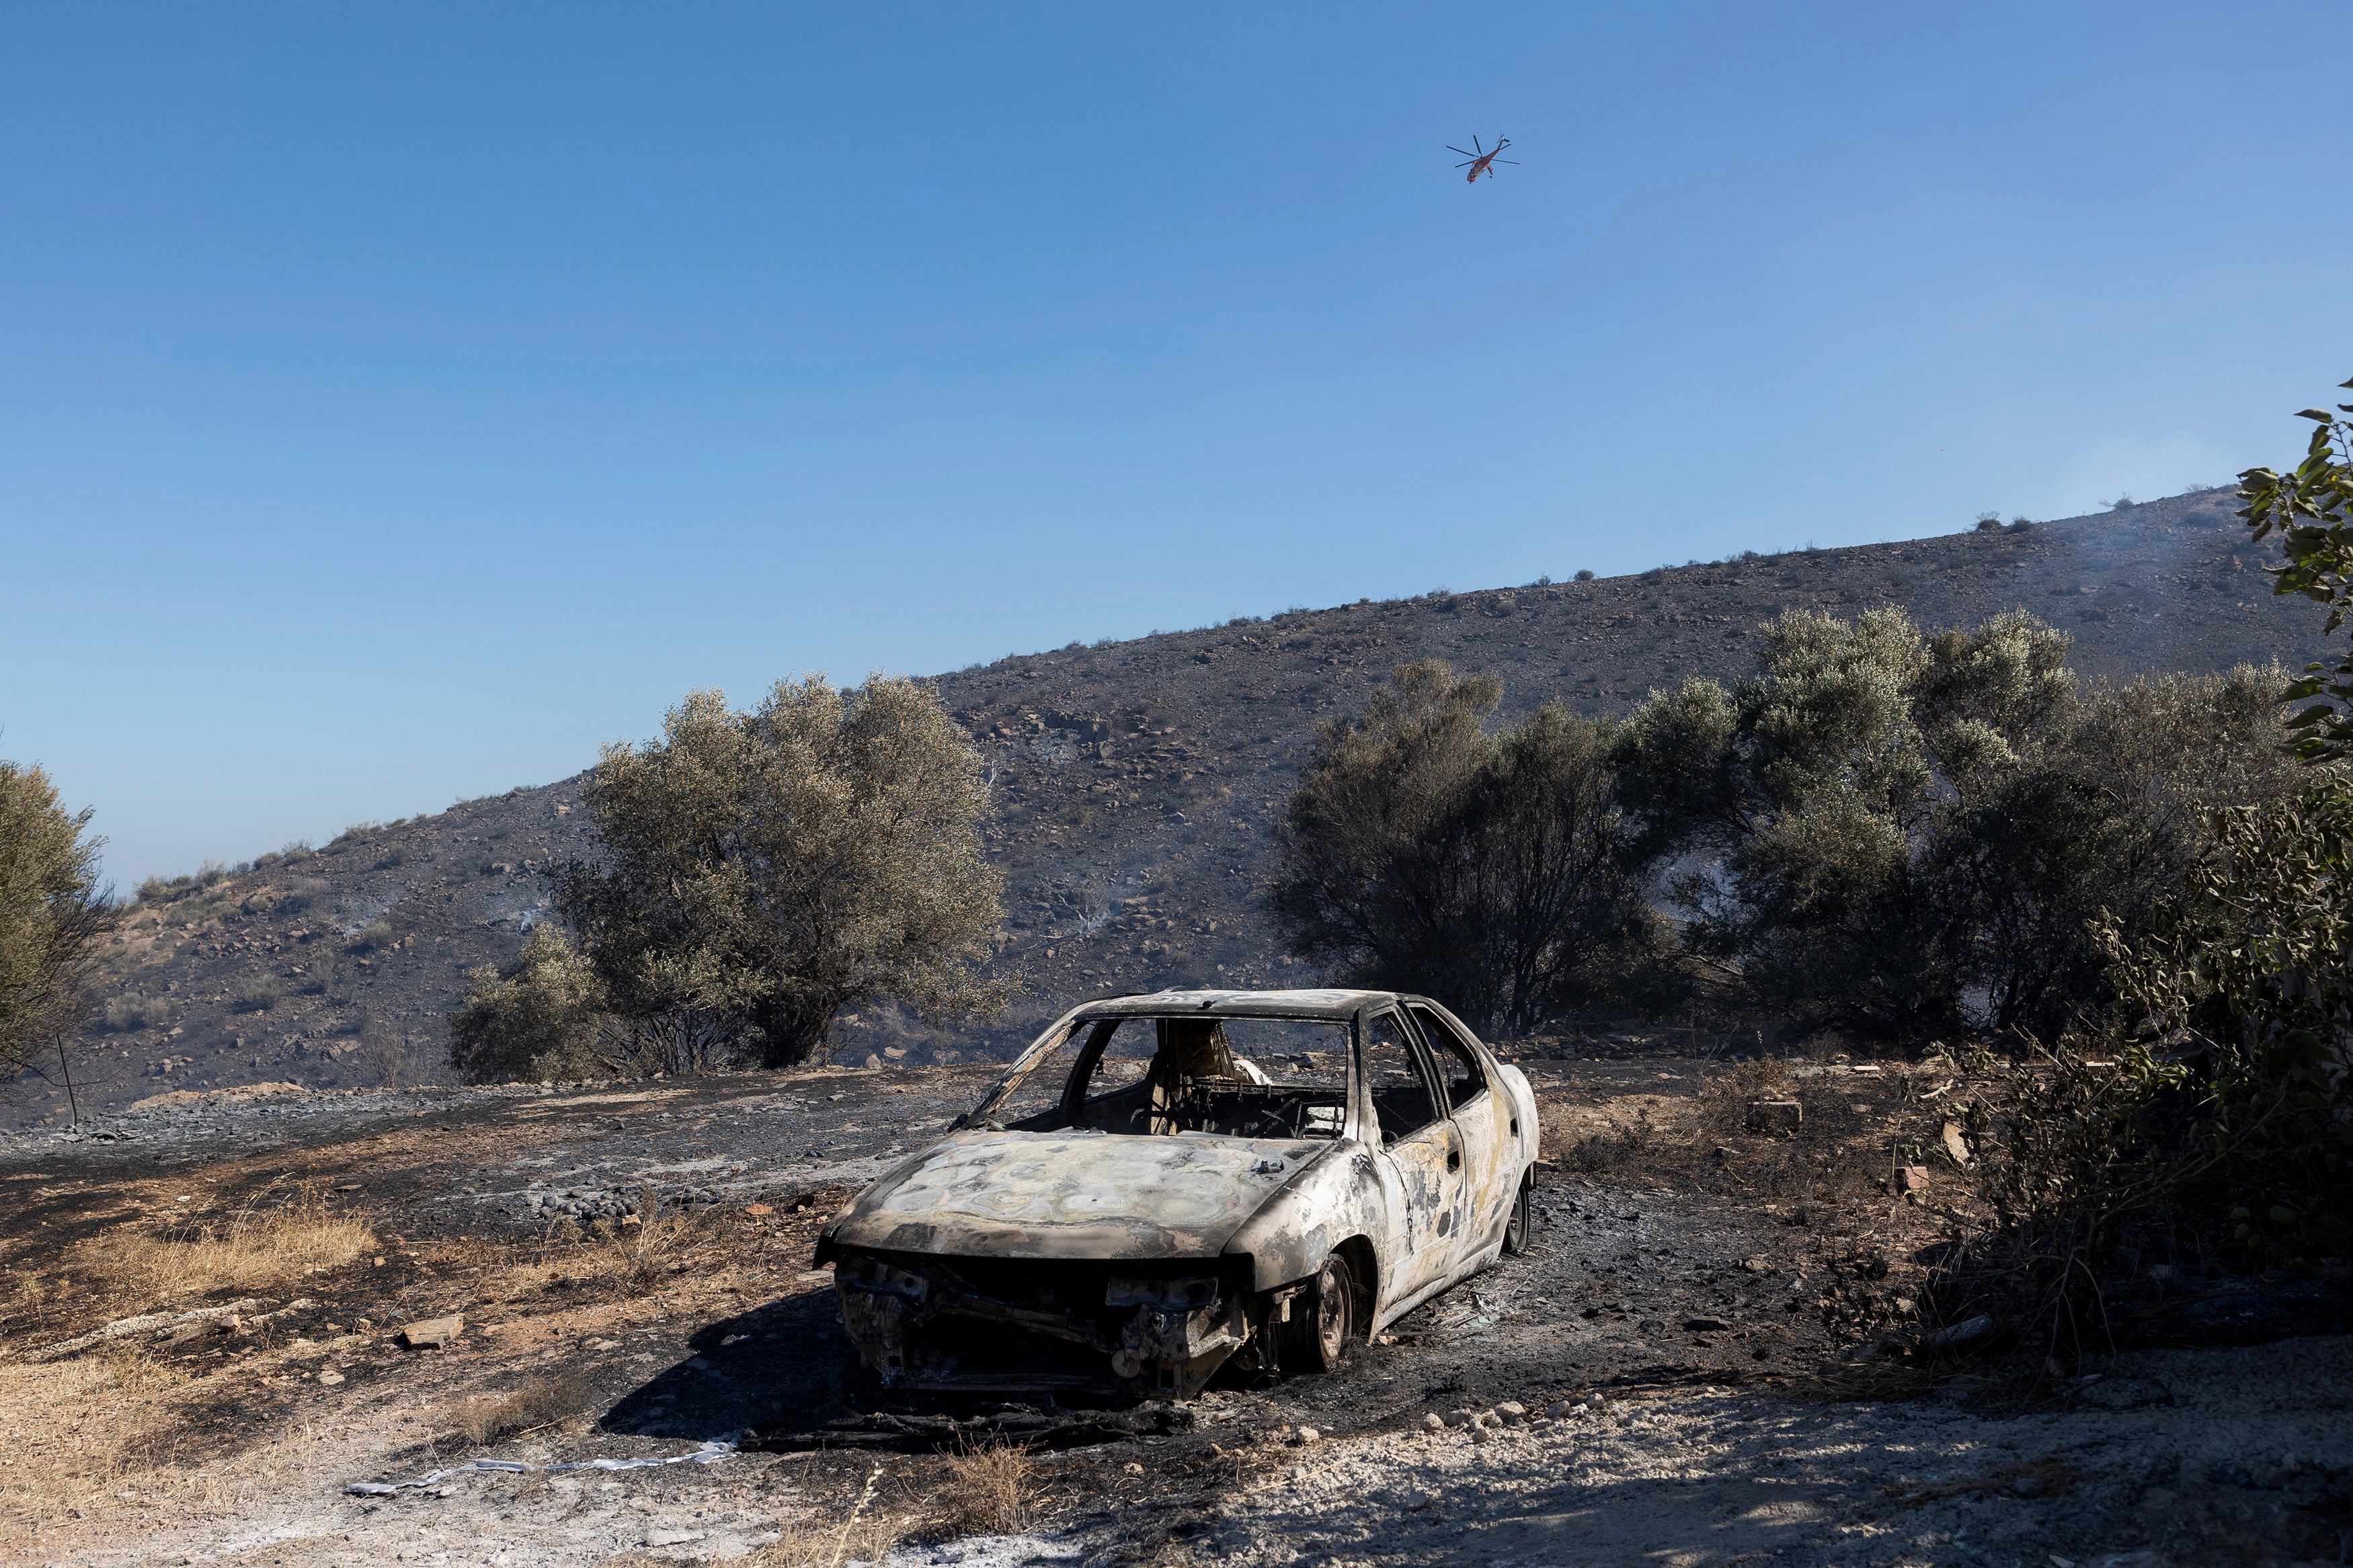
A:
[2240,376,2353,763]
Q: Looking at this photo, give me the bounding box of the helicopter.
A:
[1447,135,1519,183]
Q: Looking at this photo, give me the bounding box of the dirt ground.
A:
[2,1055,2345,1567]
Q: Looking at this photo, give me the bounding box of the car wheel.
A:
[1279,1257,1355,1374]
[1501,1178,1533,1255]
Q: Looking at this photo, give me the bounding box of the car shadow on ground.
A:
[598,1284,854,1442]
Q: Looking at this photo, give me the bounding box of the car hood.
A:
[826,1130,1330,1260]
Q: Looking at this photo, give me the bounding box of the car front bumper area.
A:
[833,1250,1255,1399]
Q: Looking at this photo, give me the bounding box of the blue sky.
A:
[5,2,2348,887]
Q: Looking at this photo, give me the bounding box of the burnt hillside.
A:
[30,489,2314,1123]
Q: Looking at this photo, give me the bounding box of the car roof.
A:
[1071,987,1413,1022]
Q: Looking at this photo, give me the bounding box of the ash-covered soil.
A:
[5,1055,2346,1567]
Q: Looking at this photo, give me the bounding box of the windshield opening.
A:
[980,1015,1351,1140]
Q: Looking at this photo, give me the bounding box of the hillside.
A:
[27,489,2319,1122]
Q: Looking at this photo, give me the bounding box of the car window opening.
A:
[990,1015,1351,1140]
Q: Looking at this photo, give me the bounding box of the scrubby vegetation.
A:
[1270,660,1672,1035]
[450,675,1007,1081]
[1613,608,2303,1044]
[0,759,115,1091]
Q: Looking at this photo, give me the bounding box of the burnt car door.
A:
[1361,1006,1463,1300]
[1407,1002,1511,1266]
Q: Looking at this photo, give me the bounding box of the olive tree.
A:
[0,759,116,1094]
[1613,610,2303,1043]
[553,675,1006,1070]
[1269,661,1667,1036]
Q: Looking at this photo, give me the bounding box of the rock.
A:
[1680,1317,1730,1333]
[1899,1165,1933,1194]
[1747,1100,1802,1134]
[1441,1409,1476,1428]
[1293,1426,1320,1444]
[316,1370,345,1385]
[1920,1313,1996,1352]
[588,1338,621,1350]
[2012,1473,2044,1498]
[1545,1400,1577,1420]
[1638,1319,1668,1337]
[1940,1122,1971,1166]
[1405,1490,1435,1512]
[1421,1413,1445,1432]
[1123,1461,1144,1475]
[1468,1426,1492,1445]
[1494,1402,1527,1426]
[401,1315,463,1349]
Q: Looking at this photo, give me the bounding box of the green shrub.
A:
[1611,610,2304,1044]
[0,759,115,1079]
[1933,780,2353,1357]
[446,925,614,1083]
[553,675,1005,1069]
[1271,661,1673,1035]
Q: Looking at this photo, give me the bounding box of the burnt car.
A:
[814,988,1540,1399]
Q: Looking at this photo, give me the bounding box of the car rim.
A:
[1317,1263,1349,1362]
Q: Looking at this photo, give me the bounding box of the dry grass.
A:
[406,1202,734,1307]
[98,1342,185,1393]
[77,1186,374,1304]
[0,1357,336,1530]
[450,1374,588,1445]
[936,1438,1042,1537]
[600,1202,730,1294]
[742,1463,916,1568]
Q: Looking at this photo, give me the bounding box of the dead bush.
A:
[79,1186,374,1303]
[1696,1058,1791,1132]
[936,1438,1041,1536]
[1562,1116,1655,1174]
[452,1374,586,1446]
[601,1197,729,1294]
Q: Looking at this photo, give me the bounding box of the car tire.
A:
[1501,1178,1533,1255]
[1279,1257,1355,1374]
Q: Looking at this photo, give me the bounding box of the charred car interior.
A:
[815,989,1540,1400]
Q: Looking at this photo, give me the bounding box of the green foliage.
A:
[2096,778,2353,1262]
[553,675,1006,1070]
[1269,661,1671,1035]
[0,759,116,1085]
[1613,609,2301,1042]
[2240,374,2353,764]
[1937,780,2353,1356]
[447,924,614,1083]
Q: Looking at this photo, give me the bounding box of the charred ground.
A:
[5,1046,2346,1565]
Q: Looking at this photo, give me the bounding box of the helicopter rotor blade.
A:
[1494,159,1519,165]
[1446,146,1475,157]
[1473,136,1484,154]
